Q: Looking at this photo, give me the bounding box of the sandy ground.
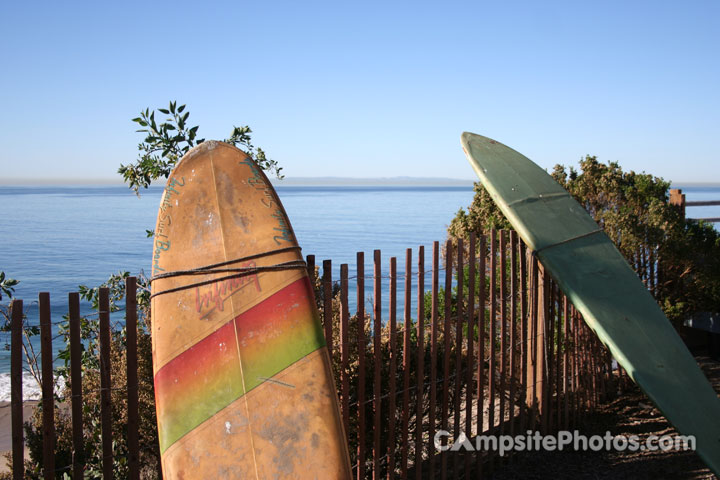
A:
[0,400,38,474]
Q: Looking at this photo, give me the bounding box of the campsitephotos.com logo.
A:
[434,430,696,457]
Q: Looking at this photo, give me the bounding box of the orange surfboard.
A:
[150,141,351,478]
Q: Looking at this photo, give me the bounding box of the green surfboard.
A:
[461,132,720,474]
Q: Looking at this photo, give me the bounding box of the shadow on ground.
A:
[491,356,719,480]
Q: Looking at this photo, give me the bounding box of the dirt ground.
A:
[492,356,720,479]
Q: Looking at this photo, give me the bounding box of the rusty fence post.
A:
[440,240,452,479]
[323,260,333,357]
[464,233,476,479]
[69,293,84,478]
[39,293,55,480]
[98,288,113,479]
[415,246,425,480]
[388,256,398,479]
[126,278,140,480]
[453,238,465,477]
[356,252,366,480]
[373,251,382,478]
[11,300,24,480]
[401,249,412,479]
[340,264,350,447]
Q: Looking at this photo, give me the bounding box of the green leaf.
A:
[158,108,170,114]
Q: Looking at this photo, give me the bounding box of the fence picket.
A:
[324,259,334,358]
[69,292,84,479]
[400,249,412,480]
[519,242,528,435]
[509,231,518,442]
[464,233,476,479]
[415,246,425,480]
[429,241,439,478]
[452,238,464,477]
[499,231,507,440]
[39,292,55,480]
[373,250,382,479]
[440,240,452,480]
[126,277,140,480]
[388,256,397,479]
[357,252,366,480]
[489,230,497,442]
[341,264,351,446]
[99,288,113,479]
[11,300,23,480]
[476,234,487,477]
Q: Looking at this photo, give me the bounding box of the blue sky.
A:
[1,1,718,183]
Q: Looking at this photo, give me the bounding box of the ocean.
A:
[0,184,476,399]
[1,183,718,400]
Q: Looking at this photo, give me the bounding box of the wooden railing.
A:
[7,231,618,479]
[670,188,720,223]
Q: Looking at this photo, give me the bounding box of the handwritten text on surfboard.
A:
[240,157,294,244]
[153,177,185,273]
[195,261,261,319]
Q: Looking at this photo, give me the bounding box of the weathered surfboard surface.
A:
[150,141,351,478]
[461,132,720,474]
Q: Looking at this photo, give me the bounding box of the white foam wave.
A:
[0,373,66,402]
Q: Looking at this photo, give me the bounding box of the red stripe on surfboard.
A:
[154,276,325,452]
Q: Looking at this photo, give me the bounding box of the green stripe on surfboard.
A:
[461,132,720,474]
[154,278,325,452]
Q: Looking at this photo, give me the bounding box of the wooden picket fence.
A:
[7,230,618,479]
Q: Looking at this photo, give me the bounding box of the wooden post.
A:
[340,264,350,445]
[509,231,518,440]
[69,293,84,479]
[99,288,113,479]
[415,246,425,480]
[388,256,398,479]
[452,238,464,476]
[499,231,507,438]
[526,259,548,431]
[563,297,570,431]
[539,267,550,434]
[323,260,333,358]
[373,251,382,479]
[464,233,476,479]
[440,240,453,480]
[39,292,55,480]
[126,278,140,480]
[11,300,24,480]
[489,230,497,436]
[476,234,486,478]
[357,252,366,480]
[527,258,538,429]
[306,254,316,284]
[518,242,528,435]
[401,249,412,479]
[429,242,439,478]
[669,188,686,219]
